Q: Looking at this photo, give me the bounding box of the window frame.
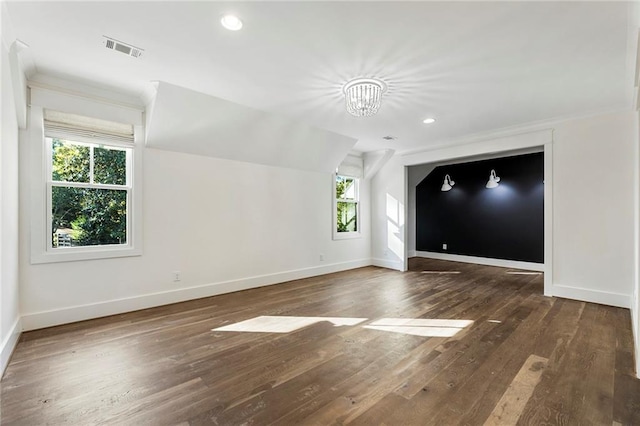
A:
[46,137,132,251]
[333,173,361,240]
[29,103,143,264]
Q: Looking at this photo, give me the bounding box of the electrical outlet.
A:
[442,243,447,250]
[173,271,181,282]
[319,254,325,261]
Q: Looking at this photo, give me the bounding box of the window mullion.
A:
[89,145,95,184]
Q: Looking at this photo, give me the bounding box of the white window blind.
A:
[43,109,134,144]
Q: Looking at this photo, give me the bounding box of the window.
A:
[29,104,142,263]
[48,137,131,248]
[334,174,360,239]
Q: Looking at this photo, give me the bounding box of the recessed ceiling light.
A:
[423,117,436,124]
[221,14,243,31]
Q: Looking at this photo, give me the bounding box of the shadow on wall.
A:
[416,152,544,263]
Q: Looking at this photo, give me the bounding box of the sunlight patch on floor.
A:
[213,317,473,337]
[363,318,473,337]
[505,271,542,275]
[212,316,367,333]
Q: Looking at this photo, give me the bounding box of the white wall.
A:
[19,143,372,330]
[372,110,638,309]
[551,111,636,307]
[371,155,406,271]
[1,7,23,373]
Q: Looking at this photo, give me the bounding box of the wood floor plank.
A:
[612,307,640,425]
[483,354,548,425]
[426,295,553,425]
[392,292,536,400]
[1,258,637,425]
[377,305,535,425]
[516,302,611,425]
[288,336,446,425]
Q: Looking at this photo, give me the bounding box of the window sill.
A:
[333,232,362,241]
[31,246,142,264]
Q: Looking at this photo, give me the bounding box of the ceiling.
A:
[4,1,638,154]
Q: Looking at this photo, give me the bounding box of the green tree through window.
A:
[50,138,129,247]
[336,175,358,233]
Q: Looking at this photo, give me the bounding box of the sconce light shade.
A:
[486,169,501,189]
[441,174,455,191]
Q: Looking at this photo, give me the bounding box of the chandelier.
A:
[342,78,387,117]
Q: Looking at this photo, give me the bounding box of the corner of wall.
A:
[371,258,404,271]
[0,317,21,377]
[1,6,23,378]
[1,3,16,51]
[633,108,640,378]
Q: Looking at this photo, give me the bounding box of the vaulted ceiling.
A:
[4,1,638,154]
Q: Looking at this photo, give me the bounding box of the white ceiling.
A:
[4,1,638,154]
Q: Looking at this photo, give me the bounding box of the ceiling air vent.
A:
[382,135,397,141]
[103,36,143,58]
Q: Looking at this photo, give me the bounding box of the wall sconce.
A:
[441,174,455,191]
[486,169,500,189]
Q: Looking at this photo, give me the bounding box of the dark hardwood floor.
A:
[2,258,639,425]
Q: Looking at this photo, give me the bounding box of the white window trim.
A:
[29,104,143,264]
[333,173,361,240]
[46,137,132,250]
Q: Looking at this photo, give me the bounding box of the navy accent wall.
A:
[416,152,544,263]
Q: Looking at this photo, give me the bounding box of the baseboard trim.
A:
[1,317,21,377]
[632,303,639,378]
[21,259,373,331]
[414,251,544,272]
[407,250,416,258]
[371,258,403,271]
[552,284,630,309]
